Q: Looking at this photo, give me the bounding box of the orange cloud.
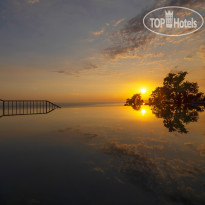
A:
[184,55,193,60]
[92,28,104,36]
[114,18,125,27]
[198,45,205,59]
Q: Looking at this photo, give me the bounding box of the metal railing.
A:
[0,100,60,117]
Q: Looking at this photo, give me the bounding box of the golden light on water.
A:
[141,109,146,115]
[125,104,155,121]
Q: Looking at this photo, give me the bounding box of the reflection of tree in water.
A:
[151,104,205,133]
[131,104,141,111]
[103,142,205,205]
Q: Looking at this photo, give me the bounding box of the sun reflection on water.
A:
[141,109,146,115]
[125,105,155,121]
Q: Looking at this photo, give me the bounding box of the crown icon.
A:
[165,10,173,16]
[165,10,173,28]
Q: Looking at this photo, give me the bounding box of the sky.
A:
[0,0,205,103]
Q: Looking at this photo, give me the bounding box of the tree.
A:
[150,87,167,104]
[150,72,204,105]
[124,93,143,106]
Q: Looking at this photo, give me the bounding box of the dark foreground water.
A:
[0,104,205,205]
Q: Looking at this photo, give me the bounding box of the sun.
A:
[141,88,146,94]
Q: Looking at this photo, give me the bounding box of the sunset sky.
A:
[0,0,205,103]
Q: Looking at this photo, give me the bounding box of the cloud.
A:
[152,52,164,58]
[184,55,193,60]
[197,45,205,59]
[83,63,98,70]
[197,144,205,157]
[168,0,205,7]
[93,167,104,174]
[54,63,98,77]
[169,66,184,74]
[184,142,194,147]
[103,13,155,59]
[27,0,40,4]
[55,70,66,74]
[114,176,124,184]
[84,132,98,140]
[92,28,105,36]
[114,18,125,27]
[140,52,164,59]
[101,141,205,202]
[103,0,205,59]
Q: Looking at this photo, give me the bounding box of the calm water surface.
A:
[0,104,205,205]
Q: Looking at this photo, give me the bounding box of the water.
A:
[0,104,205,205]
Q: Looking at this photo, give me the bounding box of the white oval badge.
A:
[143,6,204,36]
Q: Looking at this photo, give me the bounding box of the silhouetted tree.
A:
[150,87,167,104]
[150,72,205,105]
[125,93,143,106]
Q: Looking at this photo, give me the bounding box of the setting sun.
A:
[141,88,147,94]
